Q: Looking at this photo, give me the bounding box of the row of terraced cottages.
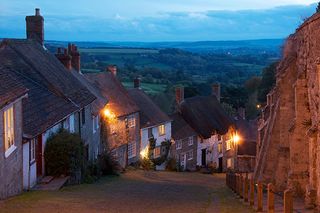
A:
[0,9,256,200]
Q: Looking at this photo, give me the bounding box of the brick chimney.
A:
[55,48,72,70]
[134,77,141,89]
[212,83,221,102]
[175,87,184,105]
[107,65,117,76]
[26,8,44,45]
[68,43,81,72]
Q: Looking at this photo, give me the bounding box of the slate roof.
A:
[179,95,233,139]
[71,70,108,116]
[85,72,139,117]
[0,39,96,138]
[0,67,28,109]
[128,88,171,129]
[235,118,257,156]
[170,113,197,140]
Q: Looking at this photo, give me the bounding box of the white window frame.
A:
[187,150,193,160]
[30,139,36,163]
[4,106,16,158]
[226,140,232,151]
[148,128,153,139]
[158,124,165,136]
[127,115,135,128]
[176,140,182,150]
[92,115,99,133]
[154,146,161,158]
[188,137,193,146]
[128,142,137,159]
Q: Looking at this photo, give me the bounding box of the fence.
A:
[226,172,293,213]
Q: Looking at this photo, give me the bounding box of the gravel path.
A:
[0,171,253,213]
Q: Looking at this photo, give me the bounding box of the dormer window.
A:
[4,106,16,158]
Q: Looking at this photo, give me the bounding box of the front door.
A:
[218,157,223,172]
[36,135,42,177]
[201,149,206,166]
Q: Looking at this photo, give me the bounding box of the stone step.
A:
[39,176,54,184]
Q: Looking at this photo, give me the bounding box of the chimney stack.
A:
[134,77,141,89]
[175,87,184,105]
[212,83,221,102]
[107,65,117,76]
[26,8,44,45]
[68,43,81,72]
[55,48,72,70]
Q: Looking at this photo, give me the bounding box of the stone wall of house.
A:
[254,12,320,207]
[0,100,23,199]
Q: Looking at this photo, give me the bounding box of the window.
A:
[81,108,86,125]
[218,143,222,153]
[158,124,165,136]
[187,150,193,160]
[148,128,153,139]
[128,142,136,159]
[188,137,193,146]
[63,118,70,130]
[92,115,99,133]
[127,116,135,128]
[226,140,232,150]
[176,140,182,150]
[4,106,15,157]
[218,135,222,141]
[154,146,161,158]
[30,139,36,162]
[227,158,233,169]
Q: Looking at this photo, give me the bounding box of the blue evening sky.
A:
[0,0,318,41]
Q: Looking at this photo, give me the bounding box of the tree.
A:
[257,62,277,103]
[317,2,320,13]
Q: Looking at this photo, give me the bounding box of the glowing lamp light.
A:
[140,146,149,159]
[233,133,240,144]
[256,104,261,109]
[103,108,115,119]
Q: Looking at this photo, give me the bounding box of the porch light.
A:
[233,133,240,144]
[103,108,115,120]
[140,146,149,159]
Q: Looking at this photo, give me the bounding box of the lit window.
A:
[154,146,161,158]
[176,140,182,150]
[188,137,193,146]
[158,124,165,136]
[127,116,135,128]
[226,140,232,150]
[30,139,36,162]
[128,142,136,159]
[187,150,193,160]
[218,143,222,153]
[148,128,153,139]
[4,106,15,157]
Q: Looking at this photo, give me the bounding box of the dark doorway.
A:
[218,157,223,172]
[36,135,42,177]
[201,149,206,166]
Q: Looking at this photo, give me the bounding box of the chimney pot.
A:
[35,8,40,16]
[212,83,221,102]
[175,87,184,105]
[107,65,117,76]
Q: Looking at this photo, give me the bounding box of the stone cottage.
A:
[85,68,140,168]
[254,11,320,209]
[170,113,198,171]
[175,86,234,171]
[0,9,100,191]
[128,78,172,170]
[0,69,28,199]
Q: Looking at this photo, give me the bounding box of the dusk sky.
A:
[0,0,318,41]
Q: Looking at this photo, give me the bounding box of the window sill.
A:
[5,145,17,158]
[128,155,136,159]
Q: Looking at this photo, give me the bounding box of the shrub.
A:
[98,152,120,175]
[44,129,84,177]
[140,157,154,170]
[166,158,177,171]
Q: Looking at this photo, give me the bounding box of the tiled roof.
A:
[0,39,96,138]
[170,113,197,140]
[85,72,139,117]
[179,95,233,139]
[0,67,28,109]
[128,88,171,128]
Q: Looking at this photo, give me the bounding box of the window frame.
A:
[4,105,16,158]
[187,150,193,160]
[188,136,193,146]
[158,124,165,136]
[128,142,137,159]
[127,115,136,128]
[154,146,161,158]
[176,140,182,150]
[30,138,36,163]
[148,128,153,139]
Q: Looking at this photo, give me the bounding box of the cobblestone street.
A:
[0,171,253,213]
